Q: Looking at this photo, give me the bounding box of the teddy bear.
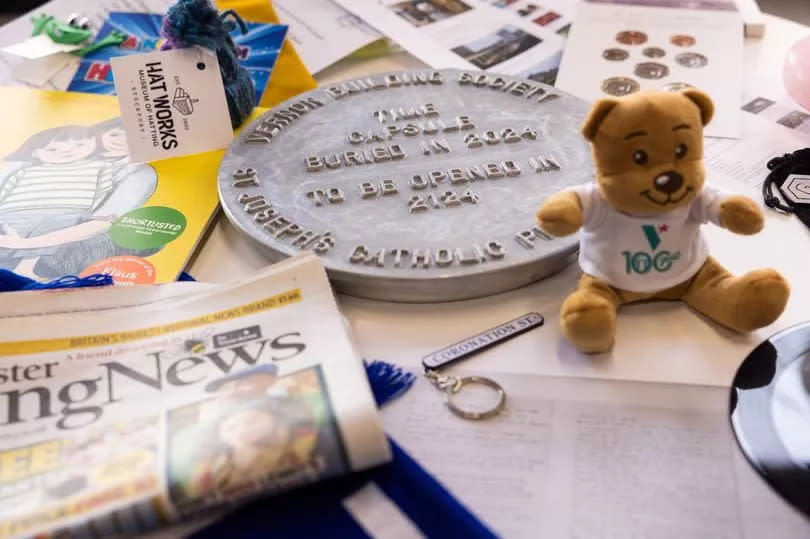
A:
[536,89,790,353]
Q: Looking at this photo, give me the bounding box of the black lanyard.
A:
[762,148,810,230]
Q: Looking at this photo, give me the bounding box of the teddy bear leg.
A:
[682,257,789,332]
[560,274,621,353]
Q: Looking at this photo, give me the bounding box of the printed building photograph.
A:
[520,50,563,85]
[452,25,542,69]
[389,0,472,27]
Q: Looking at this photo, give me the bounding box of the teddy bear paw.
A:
[560,291,617,353]
[733,269,790,331]
[719,196,764,235]
[536,193,583,237]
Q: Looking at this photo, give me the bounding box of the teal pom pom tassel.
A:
[160,0,256,127]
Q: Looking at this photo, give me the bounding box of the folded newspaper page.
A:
[0,253,389,537]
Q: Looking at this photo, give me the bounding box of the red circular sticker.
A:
[80,256,156,285]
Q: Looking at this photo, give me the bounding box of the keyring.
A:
[425,370,506,420]
[445,376,506,420]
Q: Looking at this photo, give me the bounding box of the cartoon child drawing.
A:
[0,118,158,279]
[94,118,150,187]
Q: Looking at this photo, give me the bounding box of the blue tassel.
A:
[0,269,34,292]
[0,269,113,292]
[363,360,416,407]
[0,269,193,292]
[23,274,114,290]
[160,0,257,127]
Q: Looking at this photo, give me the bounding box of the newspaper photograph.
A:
[0,253,388,537]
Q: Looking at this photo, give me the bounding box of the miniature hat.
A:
[204,363,279,392]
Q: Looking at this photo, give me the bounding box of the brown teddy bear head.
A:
[581,89,714,214]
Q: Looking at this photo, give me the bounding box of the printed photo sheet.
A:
[335,0,565,77]
[555,2,743,138]
[382,371,810,538]
[481,0,576,35]
[705,78,810,197]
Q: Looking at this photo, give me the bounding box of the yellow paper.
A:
[215,0,317,107]
[0,87,262,285]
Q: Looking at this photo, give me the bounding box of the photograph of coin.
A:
[675,52,708,68]
[634,62,669,79]
[602,48,629,61]
[642,47,665,58]
[615,30,647,45]
[741,97,775,114]
[670,34,696,47]
[601,76,640,96]
[777,110,810,129]
[663,82,694,92]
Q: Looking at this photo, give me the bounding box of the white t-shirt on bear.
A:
[567,183,725,292]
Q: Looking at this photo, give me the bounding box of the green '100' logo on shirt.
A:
[621,224,681,274]
[622,250,681,274]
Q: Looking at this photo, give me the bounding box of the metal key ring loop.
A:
[443,376,506,420]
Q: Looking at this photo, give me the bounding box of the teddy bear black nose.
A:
[653,171,683,194]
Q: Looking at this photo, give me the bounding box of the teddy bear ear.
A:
[581,98,619,141]
[680,88,714,126]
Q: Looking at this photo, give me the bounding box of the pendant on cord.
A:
[762,148,810,230]
[780,174,810,204]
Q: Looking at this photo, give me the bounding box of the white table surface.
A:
[190,13,810,389]
[84,11,810,539]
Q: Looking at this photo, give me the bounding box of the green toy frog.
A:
[31,14,92,45]
[30,14,126,56]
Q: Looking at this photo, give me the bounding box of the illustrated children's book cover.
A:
[0,87,222,285]
[67,12,288,104]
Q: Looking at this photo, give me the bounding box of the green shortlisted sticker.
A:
[110,206,187,249]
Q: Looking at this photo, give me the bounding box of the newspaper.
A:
[0,253,389,537]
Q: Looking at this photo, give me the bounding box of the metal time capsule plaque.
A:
[218,69,594,302]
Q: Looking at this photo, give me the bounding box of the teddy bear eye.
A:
[675,143,688,159]
[632,150,648,165]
